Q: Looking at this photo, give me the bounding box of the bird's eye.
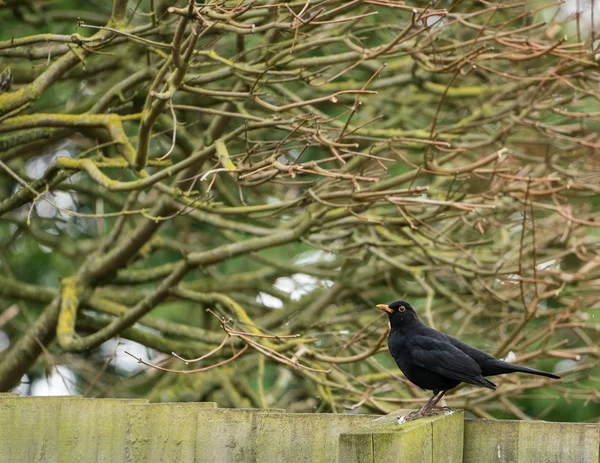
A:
[399,306,406,312]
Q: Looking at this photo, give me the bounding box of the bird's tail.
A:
[467,376,497,390]
[482,377,497,390]
[499,362,560,379]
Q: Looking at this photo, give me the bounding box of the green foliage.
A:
[0,0,598,423]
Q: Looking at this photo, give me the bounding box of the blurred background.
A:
[0,0,599,423]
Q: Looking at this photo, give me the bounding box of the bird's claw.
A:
[402,414,419,423]
[423,405,452,416]
[401,406,450,423]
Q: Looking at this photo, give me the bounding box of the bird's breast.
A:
[387,337,412,370]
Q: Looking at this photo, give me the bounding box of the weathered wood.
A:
[256,413,377,463]
[126,404,283,462]
[464,419,600,463]
[339,409,464,463]
[1,396,598,462]
[0,396,145,462]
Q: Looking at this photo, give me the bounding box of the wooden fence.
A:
[0,394,598,462]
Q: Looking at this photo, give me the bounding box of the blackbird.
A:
[376,300,560,420]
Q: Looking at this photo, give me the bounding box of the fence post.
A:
[339,408,464,463]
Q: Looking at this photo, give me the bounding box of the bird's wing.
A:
[411,335,491,387]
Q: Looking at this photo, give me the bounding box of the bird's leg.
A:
[429,389,448,409]
[405,391,441,422]
[419,391,442,414]
[418,390,450,417]
[417,390,452,417]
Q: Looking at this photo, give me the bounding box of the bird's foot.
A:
[402,410,426,422]
[401,413,419,423]
[423,407,451,416]
[401,406,450,423]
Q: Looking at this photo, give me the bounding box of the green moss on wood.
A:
[1,399,598,463]
[464,419,600,463]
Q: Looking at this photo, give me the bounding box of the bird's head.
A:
[376,300,420,327]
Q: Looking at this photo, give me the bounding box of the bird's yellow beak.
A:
[376,304,393,313]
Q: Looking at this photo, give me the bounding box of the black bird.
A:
[376,300,560,420]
